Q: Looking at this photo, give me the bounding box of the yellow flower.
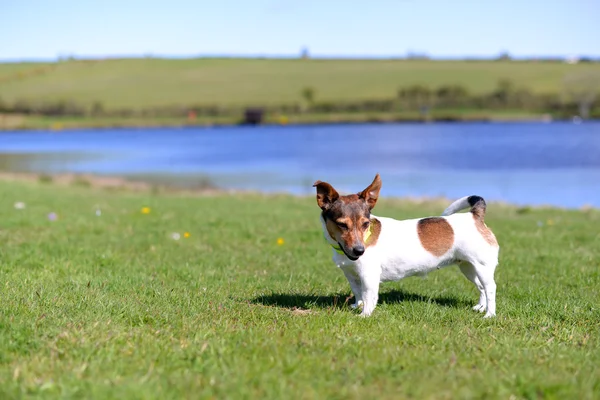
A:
[277,238,285,245]
[547,219,554,226]
[141,207,151,214]
[184,232,190,238]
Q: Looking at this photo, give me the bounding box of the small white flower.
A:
[14,202,26,210]
[95,209,102,216]
[171,232,181,241]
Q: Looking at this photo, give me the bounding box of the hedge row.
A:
[0,81,596,118]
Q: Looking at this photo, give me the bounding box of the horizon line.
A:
[1,52,599,64]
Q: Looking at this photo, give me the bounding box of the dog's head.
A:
[313,174,382,260]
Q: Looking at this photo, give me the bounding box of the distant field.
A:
[1,58,599,109]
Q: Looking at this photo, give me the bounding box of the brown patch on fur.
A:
[473,214,498,247]
[325,218,343,244]
[365,218,381,248]
[337,194,358,205]
[417,217,454,256]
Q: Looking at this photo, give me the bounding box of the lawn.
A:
[0,179,599,399]
[1,58,599,109]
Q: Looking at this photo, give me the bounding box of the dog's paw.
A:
[359,307,375,318]
[472,304,486,313]
[350,300,364,309]
[483,312,496,319]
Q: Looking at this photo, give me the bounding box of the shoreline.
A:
[1,171,596,212]
[0,111,575,132]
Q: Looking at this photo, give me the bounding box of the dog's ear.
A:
[359,173,382,210]
[312,180,339,210]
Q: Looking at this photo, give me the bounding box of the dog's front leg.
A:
[359,269,381,317]
[342,269,363,309]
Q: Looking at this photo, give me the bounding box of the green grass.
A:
[0,180,599,399]
[1,58,599,109]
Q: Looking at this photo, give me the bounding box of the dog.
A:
[313,173,499,318]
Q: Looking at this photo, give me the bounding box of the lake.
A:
[1,121,599,208]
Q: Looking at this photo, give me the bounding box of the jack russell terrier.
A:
[313,173,499,318]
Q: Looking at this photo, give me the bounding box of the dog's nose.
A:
[352,245,365,257]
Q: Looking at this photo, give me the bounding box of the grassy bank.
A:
[0,179,599,398]
[1,109,550,131]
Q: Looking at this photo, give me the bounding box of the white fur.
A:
[320,201,499,318]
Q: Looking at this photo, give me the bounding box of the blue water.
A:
[1,122,599,208]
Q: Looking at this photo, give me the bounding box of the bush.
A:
[312,102,338,113]
[90,101,105,116]
[11,99,35,114]
[38,100,86,116]
[435,85,470,107]
[397,85,434,109]
[2,81,585,120]
[301,87,316,104]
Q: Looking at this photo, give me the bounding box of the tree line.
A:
[0,77,598,120]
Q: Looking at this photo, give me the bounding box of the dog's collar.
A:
[331,243,345,255]
[330,226,372,255]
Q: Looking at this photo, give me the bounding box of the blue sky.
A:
[1,0,598,61]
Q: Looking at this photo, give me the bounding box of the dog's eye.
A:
[363,221,370,229]
[336,222,348,229]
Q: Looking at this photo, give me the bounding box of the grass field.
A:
[1,179,599,399]
[1,58,600,109]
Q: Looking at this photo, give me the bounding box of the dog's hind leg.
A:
[472,260,498,318]
[458,262,486,313]
[342,269,363,309]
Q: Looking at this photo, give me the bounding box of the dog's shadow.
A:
[251,288,467,311]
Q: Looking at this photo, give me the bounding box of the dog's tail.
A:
[441,195,487,220]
